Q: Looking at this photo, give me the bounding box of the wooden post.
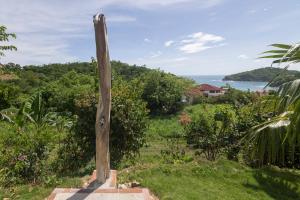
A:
[93,13,111,184]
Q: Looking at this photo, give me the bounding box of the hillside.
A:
[223,67,300,87]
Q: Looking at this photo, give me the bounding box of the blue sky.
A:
[1,0,300,75]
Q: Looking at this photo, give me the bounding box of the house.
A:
[198,84,225,97]
[184,84,225,104]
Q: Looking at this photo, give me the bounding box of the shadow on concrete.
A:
[65,180,103,200]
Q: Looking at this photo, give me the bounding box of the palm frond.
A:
[247,42,300,166]
[270,43,292,49]
[277,79,300,112]
[244,112,291,165]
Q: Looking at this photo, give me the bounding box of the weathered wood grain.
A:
[93,13,111,184]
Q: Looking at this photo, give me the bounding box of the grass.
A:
[118,104,300,200]
[0,176,83,200]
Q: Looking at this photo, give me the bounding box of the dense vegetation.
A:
[0,25,300,199]
[0,61,193,188]
[119,104,300,200]
[223,67,300,87]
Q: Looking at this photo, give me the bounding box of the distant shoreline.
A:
[185,75,271,91]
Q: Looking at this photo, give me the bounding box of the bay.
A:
[185,75,269,91]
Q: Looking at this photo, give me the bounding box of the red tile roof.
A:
[186,87,203,96]
[198,84,223,91]
[186,84,223,96]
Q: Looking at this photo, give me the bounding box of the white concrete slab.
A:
[54,193,145,200]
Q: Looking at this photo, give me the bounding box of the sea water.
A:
[185,75,269,91]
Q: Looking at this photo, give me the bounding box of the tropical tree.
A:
[244,43,300,167]
[0,25,17,58]
[0,91,53,132]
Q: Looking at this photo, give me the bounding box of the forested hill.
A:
[223,67,300,87]
[1,61,152,82]
[0,61,193,97]
[0,61,155,92]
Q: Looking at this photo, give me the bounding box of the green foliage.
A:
[245,41,300,167]
[112,61,152,80]
[186,105,238,160]
[260,43,300,66]
[45,71,149,171]
[0,83,21,110]
[0,91,76,186]
[110,78,149,167]
[0,25,17,57]
[160,132,189,164]
[0,122,58,186]
[141,70,190,114]
[193,88,258,108]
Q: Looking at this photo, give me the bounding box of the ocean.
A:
[185,75,269,91]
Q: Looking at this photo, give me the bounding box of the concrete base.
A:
[47,170,154,200]
[48,188,152,200]
[83,170,117,189]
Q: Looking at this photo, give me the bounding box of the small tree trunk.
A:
[93,13,111,184]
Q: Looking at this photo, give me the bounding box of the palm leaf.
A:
[277,79,300,112]
[244,112,291,165]
[270,43,292,49]
[261,50,288,54]
[248,42,300,166]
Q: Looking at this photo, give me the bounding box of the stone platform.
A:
[48,188,152,200]
[47,170,154,200]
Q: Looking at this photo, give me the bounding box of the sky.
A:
[1,0,300,75]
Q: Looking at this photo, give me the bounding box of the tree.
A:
[141,70,187,114]
[0,90,53,132]
[186,105,238,161]
[0,25,17,58]
[244,43,300,167]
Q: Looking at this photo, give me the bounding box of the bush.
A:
[141,70,190,115]
[50,72,149,170]
[185,105,238,161]
[160,132,187,164]
[0,123,57,186]
[0,83,21,110]
[110,78,149,167]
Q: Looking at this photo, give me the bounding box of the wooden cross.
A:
[93,13,111,184]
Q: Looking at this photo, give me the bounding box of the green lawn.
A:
[0,176,83,199]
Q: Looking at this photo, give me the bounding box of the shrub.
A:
[186,112,220,160]
[141,70,189,114]
[0,123,57,185]
[185,105,238,161]
[110,78,149,167]
[50,72,149,170]
[0,83,21,110]
[160,132,187,164]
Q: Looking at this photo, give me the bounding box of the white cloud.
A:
[0,0,138,65]
[238,54,249,59]
[178,32,224,54]
[150,51,162,58]
[0,0,224,65]
[102,0,224,9]
[144,38,151,43]
[164,40,174,47]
